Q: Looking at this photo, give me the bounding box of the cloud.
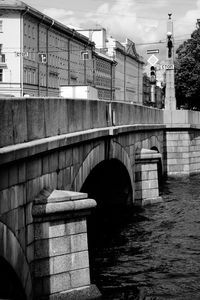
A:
[43,7,85,29]
[175,0,200,39]
[86,0,165,43]
[43,8,74,20]
[42,0,165,44]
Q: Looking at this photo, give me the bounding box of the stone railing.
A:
[0,98,164,148]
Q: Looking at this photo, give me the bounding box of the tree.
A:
[175,27,200,110]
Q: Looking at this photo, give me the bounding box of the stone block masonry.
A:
[164,130,200,176]
[164,110,200,176]
[135,148,163,206]
[32,189,101,300]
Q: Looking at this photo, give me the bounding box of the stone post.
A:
[32,189,101,300]
[135,148,163,206]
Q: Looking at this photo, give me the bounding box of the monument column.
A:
[165,13,176,110]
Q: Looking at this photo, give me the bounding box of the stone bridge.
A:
[1,98,200,299]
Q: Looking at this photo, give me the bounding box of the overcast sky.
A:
[23,0,200,60]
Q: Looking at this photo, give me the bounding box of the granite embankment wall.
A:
[164,110,200,175]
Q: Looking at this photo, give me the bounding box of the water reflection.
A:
[92,175,200,299]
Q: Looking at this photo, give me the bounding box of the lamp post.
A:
[165,13,176,110]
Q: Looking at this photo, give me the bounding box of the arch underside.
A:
[74,140,134,200]
[0,222,32,300]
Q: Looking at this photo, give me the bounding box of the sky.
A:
[22,0,200,62]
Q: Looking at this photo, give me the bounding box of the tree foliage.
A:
[175,28,200,109]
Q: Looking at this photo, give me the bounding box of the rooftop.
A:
[0,0,94,46]
[0,0,26,8]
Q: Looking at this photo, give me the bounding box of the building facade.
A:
[107,37,144,103]
[93,51,116,100]
[77,28,144,104]
[0,0,95,97]
[0,2,144,102]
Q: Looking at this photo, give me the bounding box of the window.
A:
[28,69,31,83]
[32,26,35,39]
[80,51,90,60]
[0,69,3,82]
[24,23,27,35]
[32,48,35,61]
[0,54,5,62]
[0,21,2,33]
[24,69,28,83]
[28,24,31,37]
[0,45,5,63]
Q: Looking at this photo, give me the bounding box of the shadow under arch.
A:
[0,256,26,300]
[151,146,163,188]
[0,222,32,300]
[80,158,133,283]
[81,158,133,210]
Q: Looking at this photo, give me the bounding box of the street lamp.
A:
[167,31,173,58]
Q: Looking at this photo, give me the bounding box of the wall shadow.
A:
[80,158,133,283]
[0,256,26,300]
[150,146,163,190]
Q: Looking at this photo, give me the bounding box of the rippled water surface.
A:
[92,175,200,299]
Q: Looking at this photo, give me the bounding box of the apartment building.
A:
[0,0,95,97]
[107,37,144,103]
[77,28,144,104]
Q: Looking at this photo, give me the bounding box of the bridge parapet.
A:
[164,109,200,126]
[0,98,164,148]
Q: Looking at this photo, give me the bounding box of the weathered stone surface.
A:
[70,268,90,288]
[4,100,200,300]
[34,251,89,277]
[0,100,14,147]
[48,284,101,300]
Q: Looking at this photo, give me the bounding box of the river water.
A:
[91,174,200,299]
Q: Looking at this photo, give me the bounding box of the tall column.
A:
[165,13,176,110]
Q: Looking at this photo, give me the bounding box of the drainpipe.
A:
[68,30,75,85]
[68,39,70,85]
[84,45,87,85]
[138,64,140,103]
[20,7,29,96]
[46,20,54,96]
[110,61,113,101]
[124,54,126,101]
[38,15,45,96]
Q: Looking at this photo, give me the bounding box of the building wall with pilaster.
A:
[0,12,21,96]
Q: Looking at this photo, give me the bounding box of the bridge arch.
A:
[135,134,162,154]
[0,222,32,300]
[80,158,133,209]
[73,141,134,202]
[77,143,134,284]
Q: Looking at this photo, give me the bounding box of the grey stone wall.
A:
[0,98,164,147]
[164,130,200,176]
